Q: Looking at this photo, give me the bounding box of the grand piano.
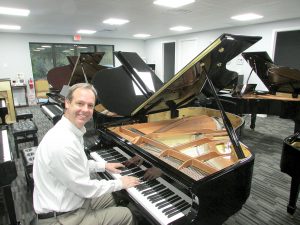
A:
[281,132,300,215]
[88,33,261,225]
[41,52,108,124]
[213,51,300,132]
[0,127,18,225]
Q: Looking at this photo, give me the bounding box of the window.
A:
[29,43,114,80]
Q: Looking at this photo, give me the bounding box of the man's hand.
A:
[120,176,140,189]
[105,162,124,173]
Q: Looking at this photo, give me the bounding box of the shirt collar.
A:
[61,116,86,137]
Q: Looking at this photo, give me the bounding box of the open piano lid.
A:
[94,33,261,117]
[68,52,107,86]
[242,51,300,94]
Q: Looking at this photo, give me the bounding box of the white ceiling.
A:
[1,0,300,40]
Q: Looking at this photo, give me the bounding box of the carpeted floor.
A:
[0,105,299,225]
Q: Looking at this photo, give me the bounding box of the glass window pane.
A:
[54,44,75,66]
[76,45,95,55]
[29,43,54,80]
[96,45,114,67]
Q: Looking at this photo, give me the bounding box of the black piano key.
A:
[157,196,181,209]
[148,189,174,202]
[136,180,159,191]
[132,170,145,178]
[167,203,191,218]
[166,201,189,215]
[146,188,168,201]
[162,200,186,214]
[141,184,165,196]
[121,167,142,176]
[117,157,128,162]
[147,187,169,199]
[148,188,170,199]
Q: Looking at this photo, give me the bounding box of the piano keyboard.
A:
[41,104,63,122]
[0,99,6,108]
[90,147,192,225]
[1,129,12,162]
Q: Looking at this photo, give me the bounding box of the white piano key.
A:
[2,130,12,162]
[90,147,192,225]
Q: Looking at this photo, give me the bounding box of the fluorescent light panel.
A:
[103,18,129,25]
[153,0,195,8]
[0,24,21,30]
[0,6,30,16]
[77,29,96,34]
[170,26,192,31]
[231,13,263,21]
[133,33,151,38]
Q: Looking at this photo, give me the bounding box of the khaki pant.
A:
[36,193,133,225]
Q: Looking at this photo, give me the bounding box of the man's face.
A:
[64,88,95,129]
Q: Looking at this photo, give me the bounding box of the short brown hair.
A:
[66,83,97,102]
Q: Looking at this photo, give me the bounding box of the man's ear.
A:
[65,99,70,109]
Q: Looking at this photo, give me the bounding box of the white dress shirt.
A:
[33,116,122,213]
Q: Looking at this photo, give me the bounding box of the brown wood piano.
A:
[210,51,300,132]
[42,52,108,124]
[89,33,261,225]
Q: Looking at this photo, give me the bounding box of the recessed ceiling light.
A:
[41,45,52,48]
[153,0,195,8]
[0,6,30,16]
[77,29,96,34]
[170,26,192,31]
[0,24,21,30]
[133,34,151,38]
[103,18,129,25]
[231,13,263,21]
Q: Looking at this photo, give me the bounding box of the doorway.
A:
[163,42,175,83]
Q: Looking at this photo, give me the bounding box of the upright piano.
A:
[0,98,8,125]
[213,51,300,132]
[0,128,18,225]
[89,33,261,225]
[41,52,108,124]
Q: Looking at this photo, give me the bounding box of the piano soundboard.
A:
[90,147,192,225]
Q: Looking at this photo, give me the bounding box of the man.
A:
[33,83,140,225]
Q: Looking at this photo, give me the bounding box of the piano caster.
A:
[287,205,296,215]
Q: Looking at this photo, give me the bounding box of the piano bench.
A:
[16,110,33,121]
[21,146,37,193]
[12,120,38,158]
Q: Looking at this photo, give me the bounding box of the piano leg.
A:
[287,178,300,215]
[250,113,257,130]
[3,185,18,225]
[294,119,300,133]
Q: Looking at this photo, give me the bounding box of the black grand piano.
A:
[281,132,300,215]
[88,33,261,225]
[214,51,300,132]
[41,52,108,124]
[0,127,18,225]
